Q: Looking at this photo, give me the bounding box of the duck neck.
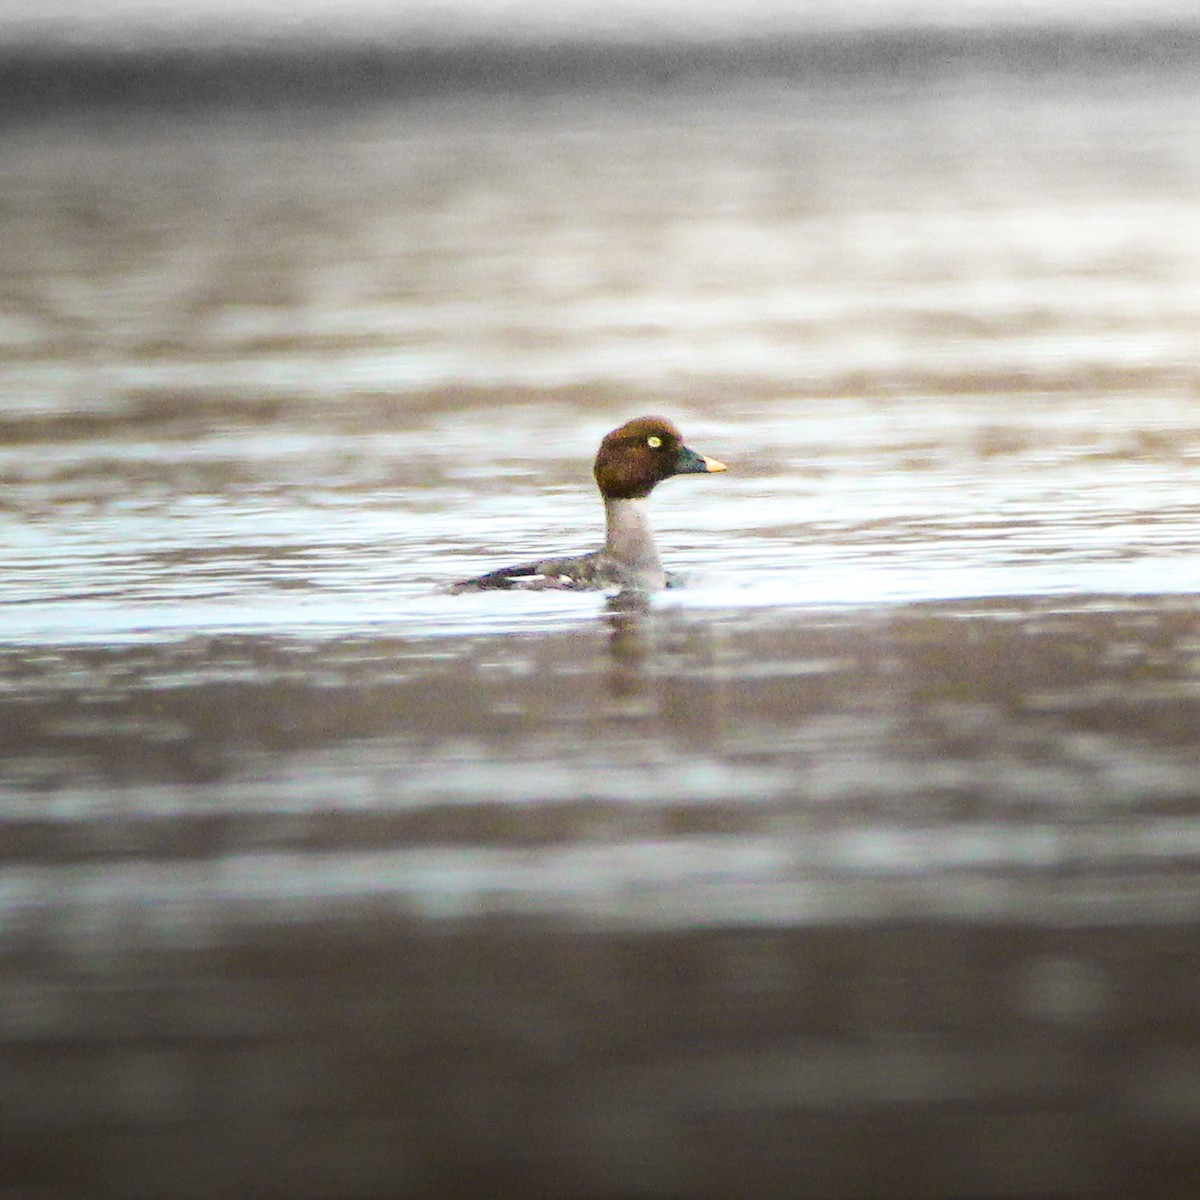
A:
[603,496,665,589]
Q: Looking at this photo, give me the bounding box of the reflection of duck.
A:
[450,417,726,593]
[604,589,653,699]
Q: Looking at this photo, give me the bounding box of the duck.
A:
[449,416,726,593]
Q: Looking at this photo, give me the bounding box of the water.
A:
[2,46,1200,1200]
[3,70,1200,640]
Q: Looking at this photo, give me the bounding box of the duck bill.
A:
[675,446,728,474]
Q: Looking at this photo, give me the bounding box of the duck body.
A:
[450,416,726,593]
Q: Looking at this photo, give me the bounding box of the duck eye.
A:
[646,435,663,449]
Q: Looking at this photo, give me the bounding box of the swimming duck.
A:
[450,415,726,592]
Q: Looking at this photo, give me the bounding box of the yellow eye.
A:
[647,435,662,449]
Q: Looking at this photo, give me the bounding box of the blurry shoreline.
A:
[3,21,1200,118]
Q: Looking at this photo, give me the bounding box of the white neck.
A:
[603,497,665,588]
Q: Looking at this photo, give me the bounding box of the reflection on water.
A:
[2,42,1200,1200]
[4,598,1200,1196]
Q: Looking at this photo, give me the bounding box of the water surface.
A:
[2,50,1200,1200]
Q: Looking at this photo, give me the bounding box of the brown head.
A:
[592,416,727,500]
